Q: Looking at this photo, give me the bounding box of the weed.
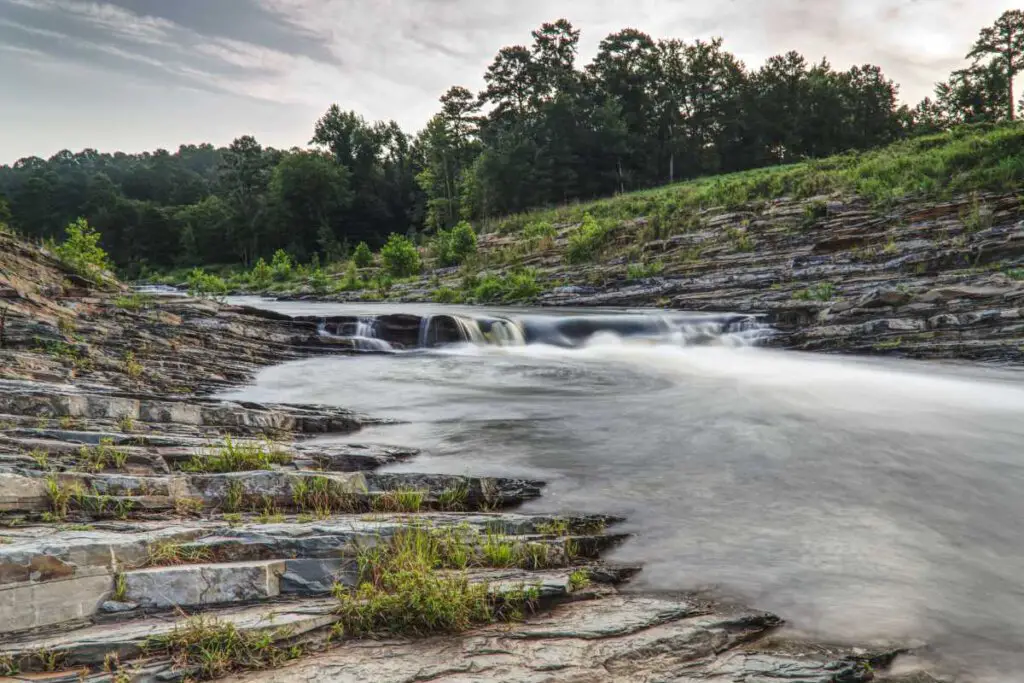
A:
[147,541,212,566]
[44,475,81,520]
[0,654,18,676]
[437,482,469,512]
[117,415,135,433]
[224,512,243,526]
[625,261,665,280]
[516,542,552,570]
[181,436,292,474]
[372,488,426,513]
[1004,268,1024,280]
[569,569,591,591]
[112,572,127,602]
[793,283,836,302]
[123,351,144,380]
[535,518,571,536]
[292,476,365,517]
[883,237,899,255]
[333,526,535,637]
[962,194,993,233]
[479,478,502,511]
[726,227,754,252]
[175,497,205,517]
[113,293,155,311]
[146,615,298,680]
[58,415,79,430]
[482,533,517,568]
[35,648,63,673]
[802,200,829,227]
[78,438,127,472]
[222,480,245,513]
[28,449,50,470]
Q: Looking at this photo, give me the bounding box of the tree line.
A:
[1,11,1022,275]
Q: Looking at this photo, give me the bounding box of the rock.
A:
[123,560,286,609]
[858,287,913,309]
[100,600,138,613]
[0,570,112,634]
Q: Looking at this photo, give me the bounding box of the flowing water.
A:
[223,298,1024,682]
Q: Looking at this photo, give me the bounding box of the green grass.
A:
[147,540,213,566]
[333,526,540,638]
[483,123,1024,238]
[145,615,300,680]
[793,282,836,302]
[371,488,426,513]
[113,293,155,311]
[77,438,128,472]
[181,436,292,474]
[292,475,366,517]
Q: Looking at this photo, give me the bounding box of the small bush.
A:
[186,268,228,299]
[113,293,154,311]
[309,267,329,294]
[270,249,293,280]
[249,258,272,288]
[434,221,478,266]
[472,269,541,303]
[380,234,421,277]
[432,286,461,303]
[626,261,665,280]
[566,213,612,264]
[352,241,373,268]
[52,218,111,279]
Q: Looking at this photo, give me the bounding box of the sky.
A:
[0,0,1012,163]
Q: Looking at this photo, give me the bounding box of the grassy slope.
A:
[483,122,1024,238]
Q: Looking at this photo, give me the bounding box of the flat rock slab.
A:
[212,592,900,683]
[123,559,286,608]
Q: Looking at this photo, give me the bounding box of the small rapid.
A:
[222,298,1024,682]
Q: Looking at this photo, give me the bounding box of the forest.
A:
[1,11,1022,275]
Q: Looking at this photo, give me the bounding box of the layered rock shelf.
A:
[1,229,942,682]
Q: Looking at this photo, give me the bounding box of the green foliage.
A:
[626,261,665,280]
[51,218,111,278]
[793,282,836,301]
[180,436,292,473]
[379,234,421,277]
[471,268,541,303]
[187,268,229,299]
[432,286,462,303]
[270,249,293,280]
[352,241,373,268]
[433,221,478,266]
[113,293,154,311]
[333,526,538,637]
[371,488,427,513]
[566,213,612,264]
[309,267,329,294]
[249,258,273,288]
[145,615,300,680]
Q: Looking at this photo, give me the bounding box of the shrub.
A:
[432,286,461,304]
[249,258,272,288]
[309,268,329,294]
[341,261,360,291]
[472,269,541,303]
[52,218,111,278]
[352,241,373,268]
[186,268,228,299]
[270,249,292,280]
[566,213,611,264]
[434,221,478,266]
[380,234,421,277]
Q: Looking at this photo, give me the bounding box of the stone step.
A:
[0,565,605,675]
[122,559,289,609]
[0,597,341,672]
[0,469,545,516]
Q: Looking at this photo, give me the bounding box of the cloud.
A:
[0,0,1014,161]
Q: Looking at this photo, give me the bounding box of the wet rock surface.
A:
[0,231,944,681]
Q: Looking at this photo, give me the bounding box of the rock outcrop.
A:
[0,230,942,682]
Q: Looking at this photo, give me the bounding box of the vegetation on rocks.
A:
[181,436,292,474]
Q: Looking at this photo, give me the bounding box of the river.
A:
[221,298,1024,682]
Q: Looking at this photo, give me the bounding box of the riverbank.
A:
[0,229,950,681]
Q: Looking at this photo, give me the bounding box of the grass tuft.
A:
[182,436,292,474]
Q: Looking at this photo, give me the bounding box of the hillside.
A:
[216,123,1024,363]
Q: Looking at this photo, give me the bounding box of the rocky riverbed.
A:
[0,229,950,682]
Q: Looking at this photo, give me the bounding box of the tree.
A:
[968,10,1024,120]
[220,136,271,263]
[268,151,351,259]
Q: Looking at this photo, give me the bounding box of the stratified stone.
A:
[123,559,286,608]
